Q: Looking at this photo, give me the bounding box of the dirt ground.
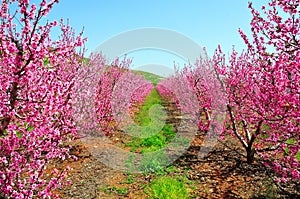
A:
[52,100,299,199]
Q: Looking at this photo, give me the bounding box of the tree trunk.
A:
[246,148,256,164]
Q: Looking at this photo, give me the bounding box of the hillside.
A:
[132,70,164,86]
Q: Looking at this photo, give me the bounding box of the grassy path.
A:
[55,71,299,199]
[125,88,177,153]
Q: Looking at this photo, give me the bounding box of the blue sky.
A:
[45,0,269,75]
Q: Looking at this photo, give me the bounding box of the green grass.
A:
[123,86,179,173]
[125,89,176,153]
[100,185,128,195]
[138,152,169,173]
[120,175,134,184]
[147,176,189,199]
[125,123,176,153]
[134,89,163,126]
[123,71,189,174]
[133,70,164,86]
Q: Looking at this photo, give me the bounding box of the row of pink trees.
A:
[74,54,154,137]
[157,0,299,183]
[0,0,85,198]
[0,0,298,197]
[92,57,154,135]
[0,0,154,197]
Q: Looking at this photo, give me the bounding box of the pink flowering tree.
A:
[72,52,106,136]
[0,0,84,198]
[94,59,154,136]
[94,60,129,135]
[111,71,155,137]
[74,53,155,137]
[213,0,299,182]
[157,0,299,183]
[156,57,225,135]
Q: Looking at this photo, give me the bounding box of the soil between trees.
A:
[52,97,299,199]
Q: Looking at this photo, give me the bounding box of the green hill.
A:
[132,70,164,86]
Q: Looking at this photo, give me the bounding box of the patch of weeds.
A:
[250,177,278,199]
[135,89,163,126]
[171,136,191,148]
[190,185,197,191]
[185,166,191,171]
[130,145,139,152]
[120,175,134,184]
[138,151,170,173]
[139,124,176,153]
[99,185,112,195]
[139,157,166,173]
[100,185,128,196]
[125,154,135,172]
[124,89,177,153]
[154,165,180,176]
[191,194,202,199]
[251,185,278,199]
[146,176,189,199]
[165,165,180,173]
[80,180,86,185]
[161,124,176,142]
[140,134,166,152]
[116,187,128,195]
[139,183,148,189]
[125,124,177,153]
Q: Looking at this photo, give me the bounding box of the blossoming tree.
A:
[0,0,84,198]
[213,0,299,182]
[157,0,299,183]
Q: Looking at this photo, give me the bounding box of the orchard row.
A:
[0,0,299,198]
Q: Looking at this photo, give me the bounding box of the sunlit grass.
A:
[147,176,189,199]
[125,89,176,153]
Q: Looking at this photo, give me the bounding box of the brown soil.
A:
[52,100,299,199]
